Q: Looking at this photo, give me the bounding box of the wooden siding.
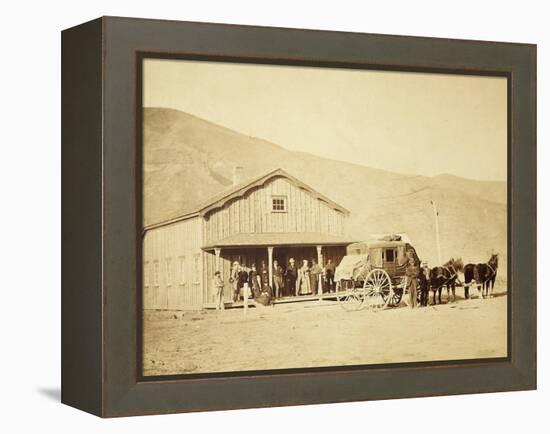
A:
[204,176,346,244]
[142,216,203,310]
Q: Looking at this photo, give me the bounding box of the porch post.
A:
[214,248,221,271]
[316,245,323,297]
[267,246,274,287]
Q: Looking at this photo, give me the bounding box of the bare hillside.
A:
[143,107,507,266]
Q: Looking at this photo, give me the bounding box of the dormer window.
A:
[271,196,287,212]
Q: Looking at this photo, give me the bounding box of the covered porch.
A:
[202,232,355,307]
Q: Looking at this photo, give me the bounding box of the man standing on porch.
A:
[285,258,297,297]
[213,271,225,311]
[238,262,249,302]
[272,260,283,299]
[324,259,336,293]
[230,261,240,303]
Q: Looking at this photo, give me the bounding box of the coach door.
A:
[370,248,383,267]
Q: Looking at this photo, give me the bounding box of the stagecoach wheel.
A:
[362,269,392,311]
[337,280,363,311]
[385,287,403,307]
[339,288,365,311]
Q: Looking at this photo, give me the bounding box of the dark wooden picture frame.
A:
[61,16,536,417]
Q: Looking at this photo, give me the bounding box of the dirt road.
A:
[143,287,507,376]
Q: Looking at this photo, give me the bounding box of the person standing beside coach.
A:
[400,249,419,309]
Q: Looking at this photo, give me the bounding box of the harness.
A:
[481,262,497,283]
[472,261,497,285]
[431,265,459,290]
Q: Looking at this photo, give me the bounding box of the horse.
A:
[418,262,431,306]
[463,253,499,299]
[429,258,464,304]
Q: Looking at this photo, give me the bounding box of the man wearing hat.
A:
[238,262,249,301]
[272,260,284,299]
[324,258,336,293]
[285,258,298,297]
[212,271,225,311]
[404,250,419,308]
[230,261,240,303]
[419,260,430,307]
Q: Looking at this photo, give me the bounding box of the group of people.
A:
[273,257,337,298]
[211,257,337,310]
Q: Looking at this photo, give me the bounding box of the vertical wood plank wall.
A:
[144,175,350,310]
[204,176,345,245]
[142,216,203,310]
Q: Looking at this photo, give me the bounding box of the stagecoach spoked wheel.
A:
[340,289,365,311]
[338,280,365,311]
[363,269,392,311]
[386,287,403,307]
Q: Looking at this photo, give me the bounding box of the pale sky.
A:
[143,59,507,181]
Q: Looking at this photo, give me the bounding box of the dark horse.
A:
[463,253,499,299]
[429,258,464,304]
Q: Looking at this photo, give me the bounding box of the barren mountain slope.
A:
[143,107,507,267]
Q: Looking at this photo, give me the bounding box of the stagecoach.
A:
[335,234,420,311]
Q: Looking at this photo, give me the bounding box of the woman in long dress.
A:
[310,258,322,295]
[296,259,312,295]
[248,264,262,298]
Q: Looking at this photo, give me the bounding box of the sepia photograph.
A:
[140,58,508,377]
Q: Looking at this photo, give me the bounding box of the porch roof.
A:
[202,232,357,250]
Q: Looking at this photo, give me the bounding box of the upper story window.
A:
[271,196,287,213]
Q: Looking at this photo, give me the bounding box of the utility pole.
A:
[431,200,443,265]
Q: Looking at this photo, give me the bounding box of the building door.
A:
[273,247,289,268]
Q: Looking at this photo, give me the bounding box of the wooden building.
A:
[142,168,355,310]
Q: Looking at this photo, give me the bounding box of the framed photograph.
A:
[61,16,536,417]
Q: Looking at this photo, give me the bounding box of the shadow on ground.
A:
[37,387,60,402]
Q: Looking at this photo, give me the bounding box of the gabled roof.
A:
[144,168,349,231]
[198,168,349,216]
